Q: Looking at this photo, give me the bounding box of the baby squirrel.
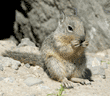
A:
[3,13,90,88]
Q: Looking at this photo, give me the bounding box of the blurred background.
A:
[2,0,110,53]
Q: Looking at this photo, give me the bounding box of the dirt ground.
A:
[0,40,110,96]
[0,63,110,96]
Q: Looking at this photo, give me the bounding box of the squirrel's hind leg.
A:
[45,57,74,88]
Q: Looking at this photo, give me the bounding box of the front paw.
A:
[81,41,89,48]
[71,40,80,48]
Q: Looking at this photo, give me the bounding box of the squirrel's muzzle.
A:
[80,35,85,43]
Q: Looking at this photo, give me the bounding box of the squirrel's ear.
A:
[59,11,66,25]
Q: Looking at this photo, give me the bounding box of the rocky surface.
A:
[0,39,110,96]
[13,0,110,53]
[24,77,43,87]
[0,56,21,70]
[86,55,107,78]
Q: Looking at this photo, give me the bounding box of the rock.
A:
[0,77,5,81]
[101,62,108,69]
[0,56,21,70]
[101,75,106,79]
[18,38,36,47]
[22,92,28,96]
[86,55,94,68]
[11,61,21,70]
[24,77,43,86]
[92,57,101,67]
[105,54,109,58]
[4,77,15,83]
[0,93,4,96]
[13,0,110,53]
[39,85,50,89]
[96,52,106,57]
[0,64,3,71]
[86,55,106,77]
[25,63,30,68]
[26,94,36,96]
[14,3,58,46]
[91,66,105,76]
[13,71,18,74]
[0,40,16,56]
[30,94,36,96]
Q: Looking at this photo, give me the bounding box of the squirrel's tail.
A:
[2,51,44,68]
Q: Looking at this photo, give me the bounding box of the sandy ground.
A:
[0,63,110,96]
[0,40,110,96]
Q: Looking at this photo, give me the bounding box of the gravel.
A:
[25,63,31,68]
[24,77,43,86]
[0,56,21,70]
[18,38,36,47]
[0,64,4,71]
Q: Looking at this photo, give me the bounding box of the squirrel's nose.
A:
[80,36,85,43]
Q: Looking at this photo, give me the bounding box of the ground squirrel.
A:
[2,13,91,88]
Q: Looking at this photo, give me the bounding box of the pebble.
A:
[24,77,43,86]
[92,57,101,67]
[105,54,109,58]
[30,94,36,96]
[101,62,108,69]
[26,94,36,96]
[25,63,30,68]
[39,85,50,89]
[86,55,106,77]
[4,77,15,83]
[91,66,105,76]
[18,38,36,47]
[101,75,106,79]
[86,55,94,68]
[0,57,21,70]
[13,71,18,74]
[0,77,5,81]
[11,62,21,70]
[0,93,4,96]
[0,64,3,71]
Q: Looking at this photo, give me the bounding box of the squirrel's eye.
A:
[68,25,73,32]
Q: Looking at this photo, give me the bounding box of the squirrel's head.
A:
[58,12,86,43]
